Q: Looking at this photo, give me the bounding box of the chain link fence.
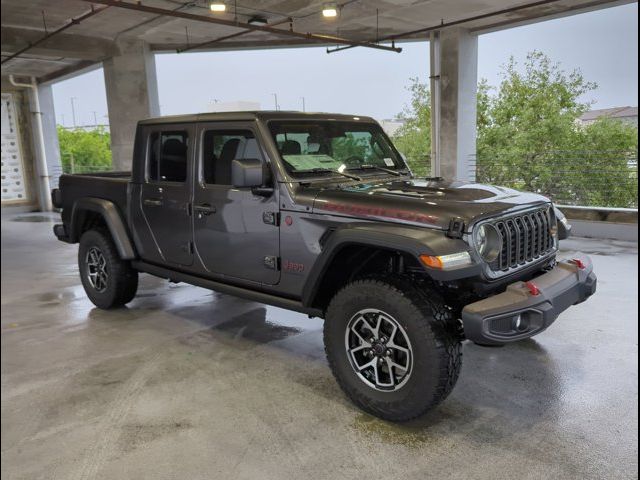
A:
[471,150,638,208]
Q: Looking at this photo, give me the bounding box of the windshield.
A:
[269,120,406,177]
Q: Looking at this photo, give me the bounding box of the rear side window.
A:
[148,130,189,182]
[201,129,261,185]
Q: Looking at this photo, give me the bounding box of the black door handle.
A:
[194,203,216,215]
[143,198,163,207]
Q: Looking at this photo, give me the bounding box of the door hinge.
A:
[263,255,280,270]
[181,242,194,254]
[262,211,279,226]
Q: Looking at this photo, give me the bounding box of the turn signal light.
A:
[420,252,472,270]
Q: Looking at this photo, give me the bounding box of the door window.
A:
[148,130,189,183]
[201,130,261,185]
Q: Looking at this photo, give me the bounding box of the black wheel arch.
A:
[69,198,136,260]
[301,223,471,311]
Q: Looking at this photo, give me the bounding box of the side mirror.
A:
[231,158,274,197]
[231,158,264,188]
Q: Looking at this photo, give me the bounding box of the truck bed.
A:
[57,171,131,215]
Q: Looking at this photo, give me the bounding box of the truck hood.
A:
[311,178,550,231]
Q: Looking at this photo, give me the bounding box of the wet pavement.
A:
[1,212,638,479]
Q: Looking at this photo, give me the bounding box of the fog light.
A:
[513,314,529,332]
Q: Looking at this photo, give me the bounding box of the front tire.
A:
[78,228,138,309]
[324,277,462,422]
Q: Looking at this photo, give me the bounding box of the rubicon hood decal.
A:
[319,201,440,226]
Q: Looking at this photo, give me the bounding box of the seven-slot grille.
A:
[489,207,555,272]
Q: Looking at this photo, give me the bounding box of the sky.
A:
[52,2,638,127]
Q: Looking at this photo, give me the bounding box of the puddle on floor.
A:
[352,413,430,448]
[213,307,302,344]
[12,215,57,223]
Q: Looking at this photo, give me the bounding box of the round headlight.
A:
[473,224,502,262]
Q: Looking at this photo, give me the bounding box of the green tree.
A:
[392,78,431,176]
[393,51,638,207]
[476,51,637,207]
[57,126,112,173]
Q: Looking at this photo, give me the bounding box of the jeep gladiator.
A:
[52,111,597,421]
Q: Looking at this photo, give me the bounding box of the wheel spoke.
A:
[356,357,377,372]
[387,357,409,372]
[372,313,383,337]
[350,323,372,347]
[349,344,369,356]
[385,358,397,385]
[388,341,409,357]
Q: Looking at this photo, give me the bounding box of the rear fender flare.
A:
[70,198,136,260]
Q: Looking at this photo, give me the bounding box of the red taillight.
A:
[525,281,540,296]
[571,258,586,270]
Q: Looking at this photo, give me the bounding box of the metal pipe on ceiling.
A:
[176,17,293,54]
[81,0,402,53]
[326,0,563,54]
[1,5,109,65]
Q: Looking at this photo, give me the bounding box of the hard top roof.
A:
[138,111,378,125]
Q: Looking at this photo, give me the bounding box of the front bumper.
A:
[461,254,597,345]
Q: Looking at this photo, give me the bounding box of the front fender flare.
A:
[70,198,136,260]
[301,223,473,308]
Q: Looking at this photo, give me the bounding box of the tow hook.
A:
[525,281,541,296]
[571,258,587,270]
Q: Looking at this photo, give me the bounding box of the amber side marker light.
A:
[420,252,472,270]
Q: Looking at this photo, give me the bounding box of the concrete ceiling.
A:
[0,0,631,83]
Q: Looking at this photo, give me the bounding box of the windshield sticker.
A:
[383,157,395,167]
[283,154,343,171]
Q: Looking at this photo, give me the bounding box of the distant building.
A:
[379,118,406,136]
[206,100,261,112]
[579,106,638,127]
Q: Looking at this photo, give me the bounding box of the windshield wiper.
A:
[347,164,404,176]
[295,168,362,181]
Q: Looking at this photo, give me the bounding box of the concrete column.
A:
[37,84,62,189]
[430,28,478,181]
[103,39,159,170]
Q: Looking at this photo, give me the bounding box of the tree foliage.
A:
[57,126,112,173]
[393,51,638,207]
[393,79,431,176]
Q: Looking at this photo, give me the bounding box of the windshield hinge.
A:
[446,217,465,239]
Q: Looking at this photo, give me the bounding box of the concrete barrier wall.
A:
[557,205,638,242]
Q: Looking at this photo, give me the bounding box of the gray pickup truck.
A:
[52,111,596,421]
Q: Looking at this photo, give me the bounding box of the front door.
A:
[192,124,280,285]
[140,125,194,266]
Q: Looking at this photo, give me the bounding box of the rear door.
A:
[192,123,280,285]
[140,124,194,266]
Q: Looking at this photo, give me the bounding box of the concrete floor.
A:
[1,212,638,480]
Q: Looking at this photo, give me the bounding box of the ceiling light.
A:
[322,3,338,18]
[209,1,226,13]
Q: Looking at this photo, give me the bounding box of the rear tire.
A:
[78,228,138,309]
[324,276,462,422]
